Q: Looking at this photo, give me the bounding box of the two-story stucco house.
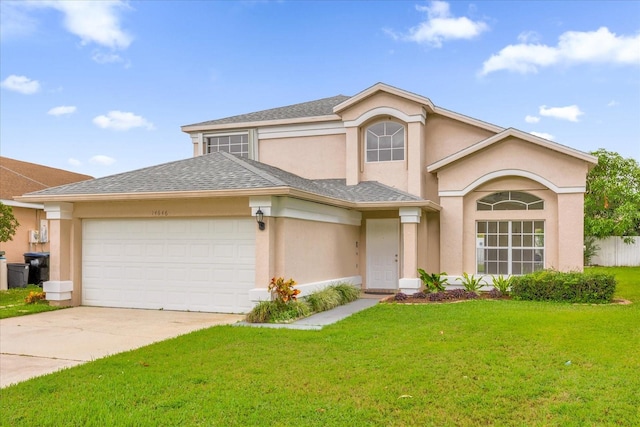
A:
[20,83,597,313]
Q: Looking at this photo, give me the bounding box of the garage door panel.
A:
[82,218,255,313]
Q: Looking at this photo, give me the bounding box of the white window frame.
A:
[364,121,405,163]
[477,191,544,211]
[203,130,256,159]
[476,220,545,275]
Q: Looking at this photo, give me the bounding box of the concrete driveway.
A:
[0,307,243,388]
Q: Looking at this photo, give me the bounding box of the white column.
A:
[398,207,422,294]
[43,203,74,305]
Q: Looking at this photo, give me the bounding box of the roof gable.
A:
[427,128,598,172]
[333,82,435,114]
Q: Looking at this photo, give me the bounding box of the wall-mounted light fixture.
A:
[256,208,265,231]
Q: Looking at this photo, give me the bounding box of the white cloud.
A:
[539,105,584,122]
[387,1,488,47]
[5,1,132,49]
[517,31,541,44]
[481,27,640,75]
[40,0,132,49]
[530,131,555,140]
[47,105,77,116]
[89,155,116,166]
[93,110,155,131]
[607,100,619,107]
[525,115,540,124]
[0,1,38,39]
[91,51,124,64]
[1,74,41,94]
[68,158,82,166]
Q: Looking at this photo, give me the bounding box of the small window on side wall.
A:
[477,191,544,211]
[366,121,404,162]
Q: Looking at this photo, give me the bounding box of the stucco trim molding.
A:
[437,169,586,197]
[249,196,362,226]
[399,207,422,223]
[343,107,426,128]
[249,275,363,302]
[44,202,74,220]
[257,121,346,139]
[43,281,73,301]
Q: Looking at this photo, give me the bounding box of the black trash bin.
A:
[24,252,50,285]
[8,263,29,288]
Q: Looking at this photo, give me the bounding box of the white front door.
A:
[366,218,399,290]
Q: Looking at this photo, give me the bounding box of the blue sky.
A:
[1,0,639,178]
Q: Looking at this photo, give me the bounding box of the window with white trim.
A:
[365,121,405,162]
[477,191,543,211]
[206,133,249,157]
[476,221,545,275]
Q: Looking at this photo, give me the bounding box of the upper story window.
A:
[206,133,249,158]
[477,191,544,211]
[365,121,405,162]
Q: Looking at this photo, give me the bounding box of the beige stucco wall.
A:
[0,206,49,263]
[436,138,590,192]
[259,134,346,180]
[435,137,590,275]
[272,217,360,286]
[424,115,496,201]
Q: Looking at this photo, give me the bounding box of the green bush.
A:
[510,270,616,303]
[305,287,342,312]
[331,283,361,304]
[246,300,311,323]
[246,283,361,323]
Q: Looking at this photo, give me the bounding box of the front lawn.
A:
[0,285,60,319]
[1,267,639,426]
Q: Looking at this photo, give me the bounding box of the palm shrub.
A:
[491,275,512,295]
[418,269,448,292]
[460,272,485,293]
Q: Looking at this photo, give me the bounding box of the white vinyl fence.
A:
[590,237,640,267]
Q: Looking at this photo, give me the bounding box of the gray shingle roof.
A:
[25,152,422,204]
[185,95,350,127]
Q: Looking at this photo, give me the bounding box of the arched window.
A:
[477,191,544,211]
[365,121,404,162]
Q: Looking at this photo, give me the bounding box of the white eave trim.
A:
[427,127,598,172]
[333,83,435,113]
[343,107,425,128]
[433,107,504,134]
[437,169,586,197]
[181,114,341,133]
[0,199,44,209]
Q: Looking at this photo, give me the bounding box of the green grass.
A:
[1,267,639,426]
[0,285,60,319]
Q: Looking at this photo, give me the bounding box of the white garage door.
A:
[82,218,255,313]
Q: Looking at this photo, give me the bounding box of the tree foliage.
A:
[0,202,20,243]
[585,149,640,242]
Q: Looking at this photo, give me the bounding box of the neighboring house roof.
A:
[183,95,350,129]
[21,152,431,208]
[426,128,598,172]
[0,156,93,200]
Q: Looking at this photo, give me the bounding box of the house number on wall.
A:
[151,210,169,216]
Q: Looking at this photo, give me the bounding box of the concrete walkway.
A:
[0,307,243,388]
